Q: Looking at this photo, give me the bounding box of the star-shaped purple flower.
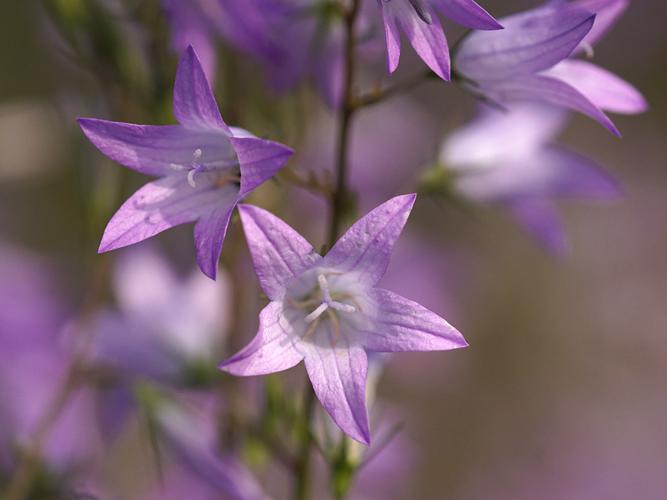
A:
[78,47,293,279]
[377,0,501,80]
[453,0,647,135]
[220,195,467,444]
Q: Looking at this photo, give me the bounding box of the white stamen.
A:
[304,302,328,323]
[193,148,203,161]
[187,169,198,188]
[330,302,356,313]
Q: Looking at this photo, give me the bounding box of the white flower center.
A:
[303,274,357,323]
[169,148,241,188]
[287,273,362,342]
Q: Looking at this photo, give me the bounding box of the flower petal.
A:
[474,74,620,136]
[194,202,237,280]
[173,46,229,131]
[231,134,294,197]
[544,60,648,114]
[219,302,305,376]
[506,198,568,254]
[571,0,628,49]
[394,1,451,80]
[77,118,233,177]
[454,145,620,203]
[362,288,467,352]
[379,1,403,73]
[432,0,502,29]
[304,332,370,445]
[99,175,226,253]
[238,204,322,300]
[323,194,416,286]
[442,103,568,168]
[454,6,594,81]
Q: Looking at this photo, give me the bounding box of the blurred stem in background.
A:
[294,1,361,499]
[3,1,170,498]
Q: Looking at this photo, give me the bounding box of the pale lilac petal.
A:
[323,194,416,286]
[362,288,467,352]
[442,103,568,167]
[542,147,621,199]
[231,134,293,196]
[379,2,402,73]
[571,0,628,49]
[304,334,370,445]
[99,175,228,252]
[219,302,304,376]
[238,204,322,300]
[507,198,568,254]
[475,74,620,136]
[113,247,178,316]
[194,203,236,280]
[454,7,594,81]
[173,46,228,131]
[544,60,648,114]
[432,0,502,29]
[455,145,620,203]
[78,119,231,177]
[395,2,451,80]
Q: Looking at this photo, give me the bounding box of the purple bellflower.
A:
[91,247,230,438]
[151,396,268,500]
[220,195,467,444]
[78,47,293,279]
[452,0,647,136]
[441,103,621,253]
[377,0,501,80]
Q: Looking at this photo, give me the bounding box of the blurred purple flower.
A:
[78,47,293,279]
[150,397,268,500]
[161,0,221,80]
[441,103,621,253]
[0,244,100,487]
[92,247,230,437]
[453,0,647,136]
[377,0,501,80]
[220,195,466,444]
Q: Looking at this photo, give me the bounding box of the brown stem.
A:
[294,2,362,499]
[352,69,435,109]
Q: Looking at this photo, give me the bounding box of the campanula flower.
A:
[220,195,467,444]
[150,396,268,500]
[78,46,293,279]
[91,247,229,437]
[377,0,501,80]
[440,103,620,252]
[0,244,101,492]
[453,0,647,136]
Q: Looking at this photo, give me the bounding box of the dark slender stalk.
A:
[294,2,361,499]
[327,0,362,246]
[352,69,435,109]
